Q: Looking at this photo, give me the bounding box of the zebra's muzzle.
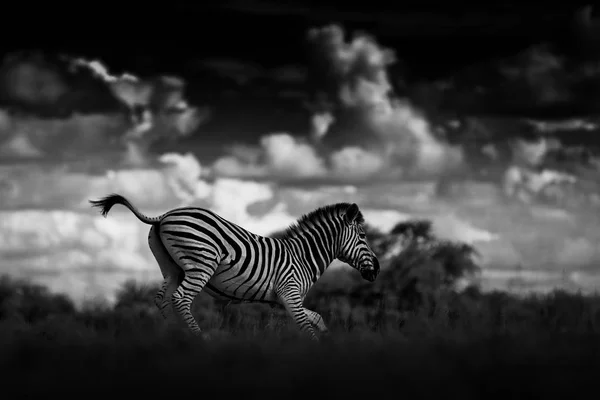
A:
[361,270,377,282]
[359,257,380,282]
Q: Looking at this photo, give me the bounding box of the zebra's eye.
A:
[358,232,366,239]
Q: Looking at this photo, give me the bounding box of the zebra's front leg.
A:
[276,287,319,341]
[171,261,217,339]
[303,308,329,335]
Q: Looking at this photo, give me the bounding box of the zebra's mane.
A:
[280,203,364,239]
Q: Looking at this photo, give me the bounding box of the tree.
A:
[378,219,482,312]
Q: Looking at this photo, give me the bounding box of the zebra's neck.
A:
[281,221,342,279]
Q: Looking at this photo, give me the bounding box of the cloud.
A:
[260,133,327,177]
[329,146,386,179]
[555,237,598,267]
[158,152,212,207]
[207,179,297,236]
[65,56,210,138]
[0,26,460,182]
[361,209,412,233]
[211,156,266,179]
[213,132,327,180]
[0,51,121,116]
[309,111,335,142]
[0,111,129,163]
[498,45,571,105]
[195,58,265,86]
[0,54,211,166]
[212,24,464,183]
[0,53,69,108]
[0,113,44,158]
[194,58,307,87]
[432,213,500,244]
[360,99,464,177]
[307,24,465,178]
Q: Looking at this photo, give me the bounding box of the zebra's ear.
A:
[344,203,360,224]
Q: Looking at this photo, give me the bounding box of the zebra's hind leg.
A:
[148,226,182,322]
[154,275,181,321]
[171,260,218,339]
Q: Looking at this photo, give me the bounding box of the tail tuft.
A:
[89,193,126,218]
[89,193,158,225]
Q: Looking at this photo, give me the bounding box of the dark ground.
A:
[2,273,600,398]
[3,327,600,397]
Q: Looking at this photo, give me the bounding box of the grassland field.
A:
[1,275,600,398]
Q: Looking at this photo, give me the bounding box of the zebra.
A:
[89,194,380,341]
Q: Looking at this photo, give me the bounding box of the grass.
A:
[3,326,599,398]
[1,275,600,397]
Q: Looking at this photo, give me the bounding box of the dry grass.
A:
[0,275,599,397]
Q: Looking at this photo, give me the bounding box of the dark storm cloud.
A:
[0,52,210,165]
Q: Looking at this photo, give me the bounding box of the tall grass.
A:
[1,279,600,396]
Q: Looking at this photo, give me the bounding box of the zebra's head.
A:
[337,203,380,282]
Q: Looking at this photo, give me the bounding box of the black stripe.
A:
[237,236,267,298]
[205,283,280,306]
[249,238,275,301]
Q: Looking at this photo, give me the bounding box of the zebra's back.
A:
[157,207,282,305]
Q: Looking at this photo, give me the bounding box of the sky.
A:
[2,3,590,75]
[1,5,600,304]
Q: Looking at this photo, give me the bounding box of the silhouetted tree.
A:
[377,219,482,312]
[390,219,434,241]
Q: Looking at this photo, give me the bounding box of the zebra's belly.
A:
[204,262,278,304]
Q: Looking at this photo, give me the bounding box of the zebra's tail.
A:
[89,193,161,225]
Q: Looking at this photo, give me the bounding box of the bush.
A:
[0,276,75,323]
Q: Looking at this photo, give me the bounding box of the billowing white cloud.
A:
[432,213,500,244]
[361,209,412,233]
[207,179,297,236]
[329,146,386,179]
[213,132,327,180]
[307,24,464,179]
[261,133,327,178]
[159,152,212,207]
[211,156,267,179]
[310,111,335,142]
[212,24,464,183]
